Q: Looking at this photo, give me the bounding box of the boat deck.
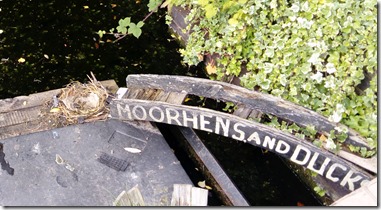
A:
[0,75,377,206]
[0,119,194,206]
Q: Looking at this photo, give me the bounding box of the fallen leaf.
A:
[65,163,75,171]
[55,154,64,165]
[50,107,61,113]
[197,54,204,61]
[18,57,25,63]
[319,134,327,142]
[83,5,89,9]
[111,4,117,8]
[198,180,212,190]
[124,147,142,153]
[198,180,206,188]
[206,62,216,74]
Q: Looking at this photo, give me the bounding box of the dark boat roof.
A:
[0,119,193,206]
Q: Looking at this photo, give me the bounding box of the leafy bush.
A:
[167,0,377,150]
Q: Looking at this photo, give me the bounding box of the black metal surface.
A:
[98,153,129,172]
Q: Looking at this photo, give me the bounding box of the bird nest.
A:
[41,72,111,127]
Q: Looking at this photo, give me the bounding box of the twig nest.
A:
[44,72,111,126]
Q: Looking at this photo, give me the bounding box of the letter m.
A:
[116,103,132,120]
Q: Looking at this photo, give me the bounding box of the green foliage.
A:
[98,17,144,40]
[148,0,162,12]
[222,101,236,112]
[314,186,326,197]
[115,18,144,38]
[167,0,377,151]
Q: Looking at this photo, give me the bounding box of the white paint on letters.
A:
[307,153,331,175]
[117,103,132,119]
[215,116,230,137]
[340,170,363,191]
[247,132,261,145]
[326,163,346,183]
[263,136,276,150]
[290,145,311,166]
[275,140,290,154]
[132,105,147,120]
[149,106,165,122]
[166,108,182,125]
[182,110,198,129]
[200,114,213,133]
[232,123,246,141]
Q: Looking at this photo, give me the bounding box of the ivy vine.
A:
[165,0,377,152]
[98,0,377,154]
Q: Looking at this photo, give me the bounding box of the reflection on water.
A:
[0,0,194,99]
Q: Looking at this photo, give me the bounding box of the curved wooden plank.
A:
[125,74,371,151]
[110,99,374,194]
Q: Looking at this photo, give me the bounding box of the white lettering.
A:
[326,163,347,183]
[275,140,290,154]
[340,170,363,191]
[166,108,182,125]
[247,132,261,145]
[200,115,213,132]
[232,123,246,141]
[290,145,311,166]
[263,136,276,150]
[215,116,230,137]
[149,106,165,122]
[182,110,198,129]
[307,153,331,175]
[132,105,147,120]
[117,103,132,119]
[360,179,370,187]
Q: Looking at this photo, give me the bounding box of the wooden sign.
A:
[110,99,374,192]
[125,74,372,151]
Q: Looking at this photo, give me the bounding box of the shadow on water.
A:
[0,0,321,206]
[0,0,202,99]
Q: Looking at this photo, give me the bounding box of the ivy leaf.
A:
[259,79,271,90]
[128,23,142,38]
[118,17,131,27]
[228,18,239,26]
[204,4,217,19]
[147,0,162,12]
[116,25,127,34]
[198,0,209,6]
[137,21,144,28]
[97,30,106,38]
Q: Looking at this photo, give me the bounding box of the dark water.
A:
[0,0,198,99]
[0,0,321,206]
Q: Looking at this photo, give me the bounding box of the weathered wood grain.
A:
[113,186,146,206]
[0,80,118,140]
[110,99,374,193]
[125,74,371,151]
[123,87,249,206]
[170,184,208,206]
[174,126,250,206]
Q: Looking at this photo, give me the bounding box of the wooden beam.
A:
[125,74,371,151]
[110,99,374,193]
[173,126,250,206]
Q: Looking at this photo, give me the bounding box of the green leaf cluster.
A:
[115,17,145,38]
[167,0,378,151]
